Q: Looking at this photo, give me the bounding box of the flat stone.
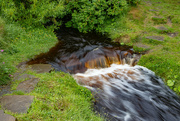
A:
[0,95,34,114]
[167,32,178,37]
[152,16,163,19]
[149,9,158,12]
[145,36,164,41]
[16,78,39,93]
[30,64,53,73]
[13,74,35,81]
[155,26,168,31]
[134,43,150,49]
[0,85,12,97]
[0,110,16,121]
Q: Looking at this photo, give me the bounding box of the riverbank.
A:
[106,0,180,93]
[0,0,179,120]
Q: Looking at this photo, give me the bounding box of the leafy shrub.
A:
[0,0,65,27]
[64,0,130,32]
[0,0,140,32]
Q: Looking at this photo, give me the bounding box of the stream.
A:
[28,27,180,121]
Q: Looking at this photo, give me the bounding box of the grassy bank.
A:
[0,17,104,120]
[105,0,180,94]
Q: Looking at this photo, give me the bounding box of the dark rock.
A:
[145,36,164,41]
[155,26,168,31]
[167,32,178,37]
[30,64,53,73]
[0,110,16,121]
[0,95,34,114]
[16,78,39,93]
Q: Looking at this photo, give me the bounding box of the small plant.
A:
[166,75,180,94]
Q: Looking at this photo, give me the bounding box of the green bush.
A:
[0,0,65,27]
[64,0,131,32]
[0,0,140,32]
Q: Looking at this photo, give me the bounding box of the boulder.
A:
[0,95,34,114]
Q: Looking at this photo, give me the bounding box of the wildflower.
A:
[1,50,4,52]
[3,62,5,64]
[9,74,13,77]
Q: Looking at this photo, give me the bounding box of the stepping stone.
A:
[16,78,39,93]
[134,43,150,49]
[0,110,16,121]
[0,95,34,114]
[145,36,164,41]
[149,9,158,12]
[30,64,53,73]
[167,32,178,37]
[0,85,12,97]
[13,74,35,81]
[155,26,168,31]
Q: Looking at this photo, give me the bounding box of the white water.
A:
[74,64,180,121]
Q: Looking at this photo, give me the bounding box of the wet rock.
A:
[0,110,16,121]
[145,36,164,41]
[0,95,34,114]
[155,26,168,31]
[167,32,178,37]
[16,78,39,93]
[30,64,53,73]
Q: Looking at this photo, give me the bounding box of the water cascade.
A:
[28,27,180,121]
[74,64,180,121]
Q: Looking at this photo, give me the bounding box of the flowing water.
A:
[74,64,180,121]
[28,27,180,121]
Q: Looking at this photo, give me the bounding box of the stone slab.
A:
[0,95,34,114]
[155,26,168,31]
[145,36,164,41]
[30,64,53,73]
[16,78,39,93]
[13,74,35,81]
[0,110,16,121]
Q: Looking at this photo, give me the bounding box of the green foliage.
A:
[0,0,65,27]
[64,0,139,32]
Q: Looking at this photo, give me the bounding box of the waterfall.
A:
[74,64,180,121]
